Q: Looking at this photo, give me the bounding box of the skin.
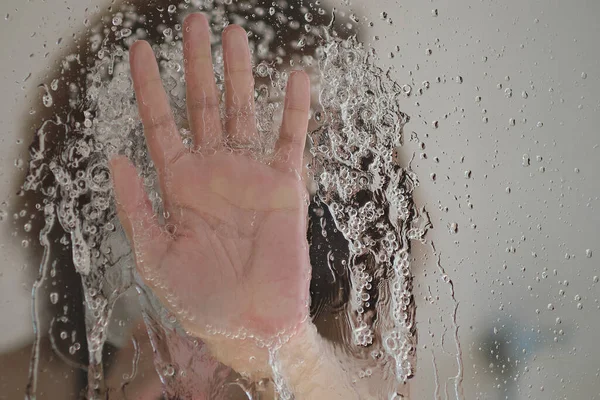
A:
[111,13,359,399]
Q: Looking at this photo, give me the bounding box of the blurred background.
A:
[0,0,598,399]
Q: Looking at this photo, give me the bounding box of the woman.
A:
[3,0,362,399]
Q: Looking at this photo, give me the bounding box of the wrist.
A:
[196,332,272,380]
[275,321,322,382]
[186,321,314,381]
[275,322,359,399]
[192,321,359,399]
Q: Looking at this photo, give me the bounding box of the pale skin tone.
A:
[110,13,359,399]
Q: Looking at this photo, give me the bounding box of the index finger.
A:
[130,41,185,176]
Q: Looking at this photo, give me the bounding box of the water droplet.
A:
[168,4,177,13]
[50,292,59,304]
[547,303,554,311]
[448,222,458,234]
[163,28,173,39]
[42,92,53,108]
[537,121,544,128]
[455,76,463,84]
[521,91,528,99]
[586,249,592,258]
[164,365,175,377]
[69,343,81,355]
[581,72,587,79]
[432,9,439,17]
[112,16,123,26]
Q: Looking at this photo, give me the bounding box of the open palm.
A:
[111,14,312,341]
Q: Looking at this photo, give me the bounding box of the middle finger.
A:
[183,13,223,149]
[222,25,258,147]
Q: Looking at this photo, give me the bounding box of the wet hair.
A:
[13,0,359,395]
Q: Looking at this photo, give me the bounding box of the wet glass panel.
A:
[0,0,598,399]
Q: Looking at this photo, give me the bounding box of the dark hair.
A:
[13,0,359,397]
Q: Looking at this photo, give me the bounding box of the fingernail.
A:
[224,25,249,57]
[184,13,208,34]
[131,41,150,70]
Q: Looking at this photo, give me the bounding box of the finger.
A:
[183,13,223,148]
[222,25,257,145]
[272,71,311,171]
[130,41,184,178]
[110,156,166,277]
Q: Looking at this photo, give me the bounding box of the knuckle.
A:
[187,52,212,67]
[135,77,163,94]
[278,130,304,148]
[147,113,175,134]
[188,95,220,112]
[226,67,254,80]
[285,104,310,113]
[165,149,188,168]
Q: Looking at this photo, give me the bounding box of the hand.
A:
[110,13,312,371]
